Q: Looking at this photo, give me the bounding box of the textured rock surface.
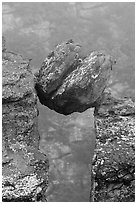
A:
[2,41,49,201]
[35,40,115,115]
[91,94,135,202]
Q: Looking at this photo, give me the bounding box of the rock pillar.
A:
[91,94,135,202]
[2,38,49,202]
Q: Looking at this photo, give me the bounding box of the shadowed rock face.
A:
[2,40,49,201]
[35,40,115,115]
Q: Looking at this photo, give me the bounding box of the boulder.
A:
[35,40,115,115]
[2,40,49,201]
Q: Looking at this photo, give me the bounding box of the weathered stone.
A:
[2,43,49,201]
[35,40,115,115]
[91,94,135,202]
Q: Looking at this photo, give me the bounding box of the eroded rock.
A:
[2,40,49,201]
[35,40,115,115]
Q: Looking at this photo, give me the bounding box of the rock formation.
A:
[35,39,115,115]
[2,37,49,201]
[2,38,134,202]
[91,94,135,202]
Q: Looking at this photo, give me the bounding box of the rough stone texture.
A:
[35,40,115,115]
[2,41,49,201]
[91,94,135,202]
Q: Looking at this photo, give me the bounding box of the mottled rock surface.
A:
[2,41,49,201]
[91,94,135,202]
[35,40,115,115]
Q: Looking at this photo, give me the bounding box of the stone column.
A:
[91,94,135,202]
[2,38,49,202]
